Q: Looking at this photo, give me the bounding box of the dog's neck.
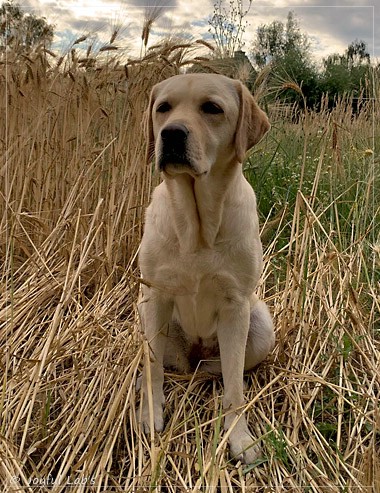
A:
[163,163,242,252]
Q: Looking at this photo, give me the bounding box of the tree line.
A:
[208,4,375,109]
[249,11,374,109]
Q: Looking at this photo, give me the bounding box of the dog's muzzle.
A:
[158,123,192,171]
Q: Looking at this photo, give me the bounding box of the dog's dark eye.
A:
[156,102,171,113]
[201,101,224,114]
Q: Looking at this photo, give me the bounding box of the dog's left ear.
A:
[234,81,270,163]
[145,85,157,166]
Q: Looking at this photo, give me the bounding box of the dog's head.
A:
[146,73,270,177]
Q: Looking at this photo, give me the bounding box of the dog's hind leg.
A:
[244,299,275,371]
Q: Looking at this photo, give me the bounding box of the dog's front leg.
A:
[218,301,260,464]
[139,290,173,433]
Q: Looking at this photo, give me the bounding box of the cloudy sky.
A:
[22,0,378,63]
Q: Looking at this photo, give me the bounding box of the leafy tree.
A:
[251,11,320,108]
[321,39,372,105]
[346,39,370,67]
[252,11,310,69]
[0,1,54,52]
[253,20,284,69]
[208,0,252,58]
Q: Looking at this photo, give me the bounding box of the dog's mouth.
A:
[159,158,208,178]
[158,152,192,171]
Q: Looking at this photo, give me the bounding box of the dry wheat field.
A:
[1,39,379,492]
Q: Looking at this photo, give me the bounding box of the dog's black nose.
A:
[159,123,190,171]
[161,123,189,145]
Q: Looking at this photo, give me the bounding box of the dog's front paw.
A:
[228,421,261,464]
[140,390,165,434]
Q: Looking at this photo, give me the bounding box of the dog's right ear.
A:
[145,85,157,166]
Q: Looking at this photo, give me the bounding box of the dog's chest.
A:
[168,253,236,339]
[173,279,221,339]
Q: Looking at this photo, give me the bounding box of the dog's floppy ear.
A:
[234,81,270,163]
[145,85,157,165]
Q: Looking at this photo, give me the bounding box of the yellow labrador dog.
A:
[138,73,275,463]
